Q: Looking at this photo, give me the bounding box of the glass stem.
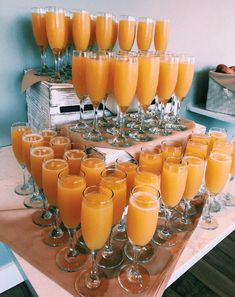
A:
[132,245,141,278]
[163,207,172,233]
[54,52,61,79]
[102,96,108,120]
[119,111,126,138]
[93,105,99,131]
[67,46,71,67]
[175,98,181,124]
[39,46,47,71]
[21,164,27,188]
[54,208,61,231]
[139,108,145,133]
[159,103,166,127]
[67,228,77,257]
[103,226,114,256]
[89,250,99,284]
[79,98,85,122]
[202,193,212,223]
[182,199,190,224]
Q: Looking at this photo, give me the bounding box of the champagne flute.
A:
[110,16,118,50]
[41,128,57,146]
[118,185,160,293]
[96,12,114,51]
[98,168,127,269]
[173,156,204,231]
[161,139,183,160]
[139,145,163,174]
[31,7,50,75]
[41,158,69,246]
[109,52,139,147]
[152,157,188,247]
[45,7,66,83]
[63,143,86,174]
[137,17,154,52]
[31,146,55,227]
[129,51,159,141]
[70,50,89,133]
[154,19,169,53]
[200,152,231,230]
[74,185,113,296]
[49,136,71,159]
[72,10,91,51]
[56,170,87,271]
[22,133,44,208]
[88,14,96,50]
[118,15,136,52]
[11,122,33,195]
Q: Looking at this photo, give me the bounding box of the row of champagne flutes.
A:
[70,50,195,146]
[11,121,234,294]
[31,6,170,81]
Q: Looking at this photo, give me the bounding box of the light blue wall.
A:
[1,0,235,147]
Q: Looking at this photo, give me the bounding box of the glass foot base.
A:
[56,247,87,272]
[124,241,155,263]
[118,264,150,294]
[24,195,43,209]
[113,229,127,242]
[75,269,109,297]
[172,218,194,232]
[152,227,178,247]
[32,209,54,227]
[129,131,153,142]
[109,136,134,148]
[106,126,119,135]
[175,203,197,217]
[34,67,51,76]
[222,193,235,207]
[15,183,34,196]
[98,245,123,269]
[200,216,218,230]
[83,130,105,142]
[41,226,69,247]
[70,122,89,133]
[209,200,221,213]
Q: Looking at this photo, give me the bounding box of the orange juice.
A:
[115,161,137,198]
[85,54,109,106]
[50,136,71,159]
[58,174,86,228]
[72,10,90,51]
[72,53,87,98]
[107,55,115,94]
[139,148,163,174]
[208,130,227,153]
[118,17,136,51]
[42,159,69,207]
[63,149,86,174]
[156,56,178,103]
[212,141,233,155]
[127,191,159,246]
[110,18,118,49]
[81,189,113,250]
[41,129,57,146]
[231,140,235,176]
[136,53,160,109]
[134,170,160,191]
[22,134,44,173]
[113,54,138,112]
[67,15,73,45]
[175,60,194,100]
[30,146,54,189]
[11,124,31,165]
[185,140,208,160]
[161,158,188,207]
[32,10,48,47]
[183,156,204,200]
[137,18,154,51]
[191,133,210,145]
[96,13,113,50]
[154,19,169,52]
[205,152,231,194]
[62,14,69,49]
[161,140,182,160]
[88,15,96,48]
[81,157,105,186]
[46,9,66,53]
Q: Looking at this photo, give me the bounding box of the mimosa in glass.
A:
[118,15,136,52]
[137,17,154,52]
[154,19,169,52]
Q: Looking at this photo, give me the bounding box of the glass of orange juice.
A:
[149,53,179,136]
[63,143,86,174]
[88,14,96,50]
[96,12,114,51]
[118,185,159,293]
[185,139,208,160]
[11,122,33,196]
[201,152,231,230]
[173,156,204,232]
[110,16,118,50]
[109,52,139,147]
[130,51,160,141]
[41,158,69,246]
[137,17,154,52]
[83,51,109,142]
[49,136,71,158]
[30,146,55,227]
[139,145,163,174]
[98,168,127,269]
[31,7,50,76]
[45,7,66,82]
[208,127,227,153]
[118,15,136,52]
[75,185,113,296]
[153,157,188,247]
[161,139,183,160]
[173,55,195,130]
[70,50,89,133]
[72,10,90,51]
[22,133,44,208]
[56,170,87,272]
[40,128,57,146]
[154,19,169,52]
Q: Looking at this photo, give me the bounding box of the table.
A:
[0,146,234,297]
